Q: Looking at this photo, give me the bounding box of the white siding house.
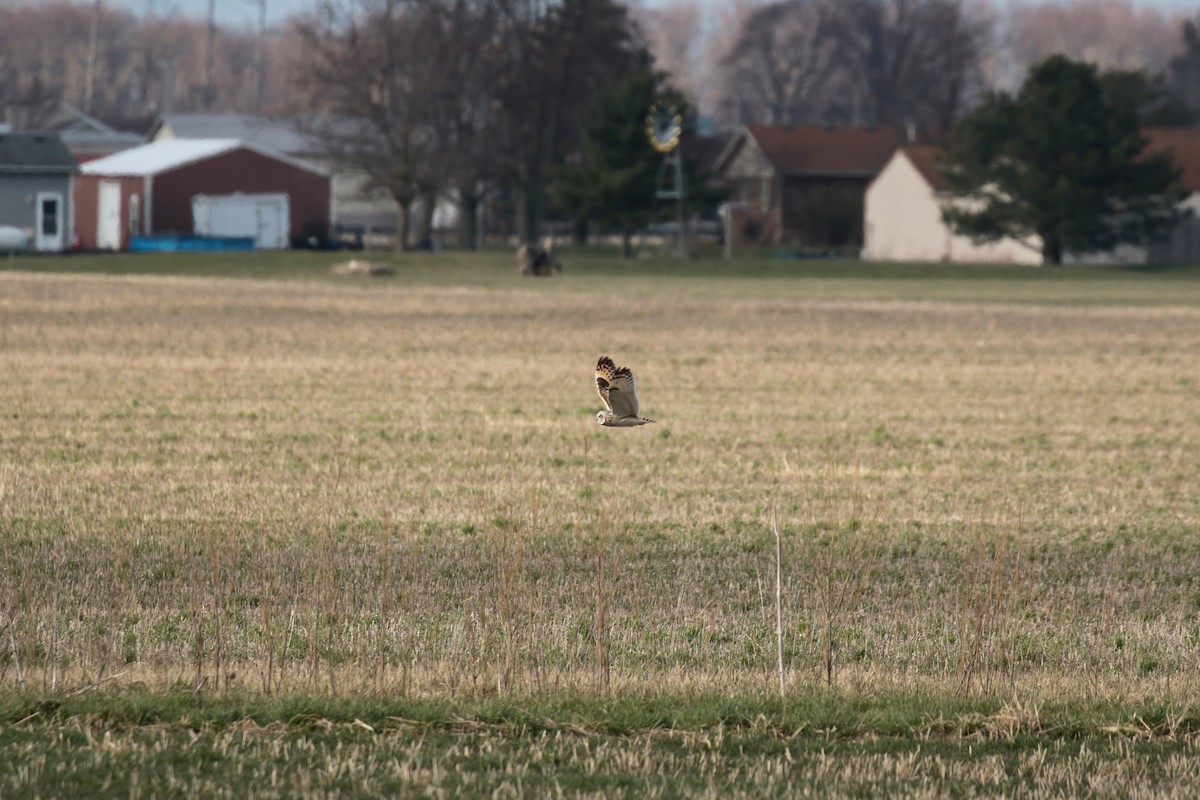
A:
[863,146,1040,264]
[865,133,1200,266]
[1139,129,1200,265]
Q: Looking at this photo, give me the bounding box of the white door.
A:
[35,191,65,252]
[97,181,122,250]
[208,200,258,239]
[256,200,287,249]
[193,194,289,249]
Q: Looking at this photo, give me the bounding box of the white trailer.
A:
[192,193,290,249]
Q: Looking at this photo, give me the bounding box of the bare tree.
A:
[898,0,994,130]
[418,0,504,249]
[631,2,706,109]
[289,0,652,247]
[0,3,135,120]
[712,0,990,131]
[490,0,653,243]
[293,0,446,249]
[831,0,992,128]
[1004,0,1183,79]
[717,0,846,128]
[0,1,278,120]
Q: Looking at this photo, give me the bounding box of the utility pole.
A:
[84,0,101,113]
[251,0,267,110]
[204,0,216,109]
[160,59,175,112]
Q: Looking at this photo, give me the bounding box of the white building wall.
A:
[1063,243,1148,265]
[864,152,1041,265]
[1149,191,1200,264]
[306,159,397,229]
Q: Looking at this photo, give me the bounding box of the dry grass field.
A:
[2,253,1199,796]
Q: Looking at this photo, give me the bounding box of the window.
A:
[41,197,59,236]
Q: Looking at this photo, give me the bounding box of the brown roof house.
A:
[0,130,76,252]
[713,124,928,249]
[865,130,1200,265]
[74,138,331,251]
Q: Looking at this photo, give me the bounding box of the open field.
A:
[7,247,1200,304]
[2,253,1199,795]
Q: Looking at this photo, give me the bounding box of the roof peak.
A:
[721,123,922,176]
[80,138,242,176]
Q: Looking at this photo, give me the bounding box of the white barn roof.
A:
[80,138,241,176]
[80,137,329,178]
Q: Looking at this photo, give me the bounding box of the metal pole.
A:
[674,148,686,258]
[84,0,101,113]
[723,204,732,260]
[722,202,745,260]
[773,509,785,699]
[204,0,216,109]
[252,0,267,109]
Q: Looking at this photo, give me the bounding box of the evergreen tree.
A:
[941,55,1184,265]
[495,0,655,246]
[553,70,687,258]
[1100,69,1193,128]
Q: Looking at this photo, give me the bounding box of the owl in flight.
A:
[595,356,656,427]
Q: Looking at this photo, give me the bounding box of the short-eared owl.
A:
[595,356,655,427]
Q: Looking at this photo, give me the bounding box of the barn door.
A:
[256,199,288,249]
[97,180,122,250]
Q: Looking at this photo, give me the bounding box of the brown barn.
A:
[713,125,937,250]
[74,138,330,250]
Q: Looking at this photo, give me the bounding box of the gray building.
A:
[0,130,77,252]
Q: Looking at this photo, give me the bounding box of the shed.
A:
[864,131,1200,265]
[0,131,77,252]
[150,114,397,233]
[74,138,331,251]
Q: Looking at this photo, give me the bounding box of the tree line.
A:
[3,0,1196,128]
[287,0,1200,252]
[0,1,307,127]
[292,0,662,248]
[714,0,991,131]
[4,0,1200,255]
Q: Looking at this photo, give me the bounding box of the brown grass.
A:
[1,269,1198,702]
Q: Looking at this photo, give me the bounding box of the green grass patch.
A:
[3,689,1199,798]
[4,248,1200,305]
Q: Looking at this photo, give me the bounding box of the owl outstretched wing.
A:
[596,355,640,418]
[595,356,615,412]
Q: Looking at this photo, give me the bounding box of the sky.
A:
[88,0,1200,32]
